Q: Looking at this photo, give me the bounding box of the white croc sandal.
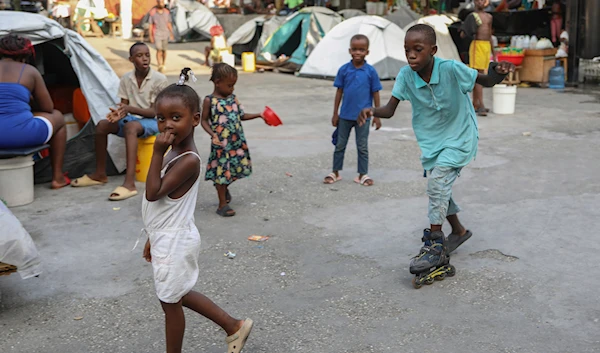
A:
[226,319,253,353]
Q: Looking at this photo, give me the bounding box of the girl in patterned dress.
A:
[201,63,264,217]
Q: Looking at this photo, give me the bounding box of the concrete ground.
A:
[1,38,600,353]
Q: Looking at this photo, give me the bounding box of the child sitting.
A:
[72,42,168,201]
[143,68,253,353]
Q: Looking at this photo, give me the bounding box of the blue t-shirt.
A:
[391,57,479,170]
[334,61,382,121]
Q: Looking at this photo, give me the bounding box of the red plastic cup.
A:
[262,106,282,126]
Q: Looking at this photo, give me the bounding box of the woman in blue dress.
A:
[0,34,69,189]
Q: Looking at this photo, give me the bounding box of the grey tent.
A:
[227,15,287,59]
[385,4,420,29]
[0,12,124,182]
[338,9,366,19]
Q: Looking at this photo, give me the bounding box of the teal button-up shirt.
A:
[392,57,479,170]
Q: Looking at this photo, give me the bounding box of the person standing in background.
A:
[149,0,175,73]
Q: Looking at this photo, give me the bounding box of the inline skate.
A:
[409,229,456,289]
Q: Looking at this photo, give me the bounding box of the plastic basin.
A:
[497,54,524,66]
[263,106,282,126]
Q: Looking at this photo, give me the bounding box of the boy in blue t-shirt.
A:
[358,24,514,275]
[323,34,382,187]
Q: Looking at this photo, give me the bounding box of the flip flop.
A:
[71,174,106,187]
[323,172,342,184]
[226,319,253,353]
[51,173,71,189]
[354,175,373,186]
[476,108,488,117]
[216,204,236,217]
[446,230,473,254]
[108,186,138,201]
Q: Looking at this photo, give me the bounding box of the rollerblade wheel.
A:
[435,272,446,281]
[412,277,423,289]
[425,276,434,285]
[446,265,456,277]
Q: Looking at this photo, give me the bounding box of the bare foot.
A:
[50,175,70,189]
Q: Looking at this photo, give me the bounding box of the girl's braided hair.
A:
[155,67,201,113]
[210,63,237,82]
[0,34,35,61]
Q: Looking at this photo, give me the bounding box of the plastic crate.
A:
[580,59,600,83]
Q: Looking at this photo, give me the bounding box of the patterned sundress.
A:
[205,94,252,185]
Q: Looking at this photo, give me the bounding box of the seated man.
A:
[71,42,168,201]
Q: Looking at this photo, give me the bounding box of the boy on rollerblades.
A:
[357,24,514,288]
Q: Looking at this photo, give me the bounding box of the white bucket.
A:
[221,52,235,67]
[492,84,517,115]
[0,155,35,207]
[64,113,80,140]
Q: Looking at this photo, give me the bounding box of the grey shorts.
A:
[155,39,168,51]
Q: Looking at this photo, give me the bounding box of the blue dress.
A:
[0,64,52,148]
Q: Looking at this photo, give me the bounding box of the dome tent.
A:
[0,12,126,182]
[259,7,343,71]
[227,15,287,59]
[299,16,408,80]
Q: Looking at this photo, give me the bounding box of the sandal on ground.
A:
[216,204,236,217]
[226,319,253,353]
[476,108,488,117]
[445,230,473,254]
[71,174,106,187]
[354,175,374,186]
[51,173,71,189]
[323,172,342,184]
[108,186,138,201]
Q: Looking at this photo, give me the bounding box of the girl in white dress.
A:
[142,68,253,353]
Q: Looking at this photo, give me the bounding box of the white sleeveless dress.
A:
[141,151,203,303]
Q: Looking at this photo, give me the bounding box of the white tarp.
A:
[0,12,126,171]
[0,202,42,279]
[404,14,461,62]
[173,0,220,40]
[299,16,408,80]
